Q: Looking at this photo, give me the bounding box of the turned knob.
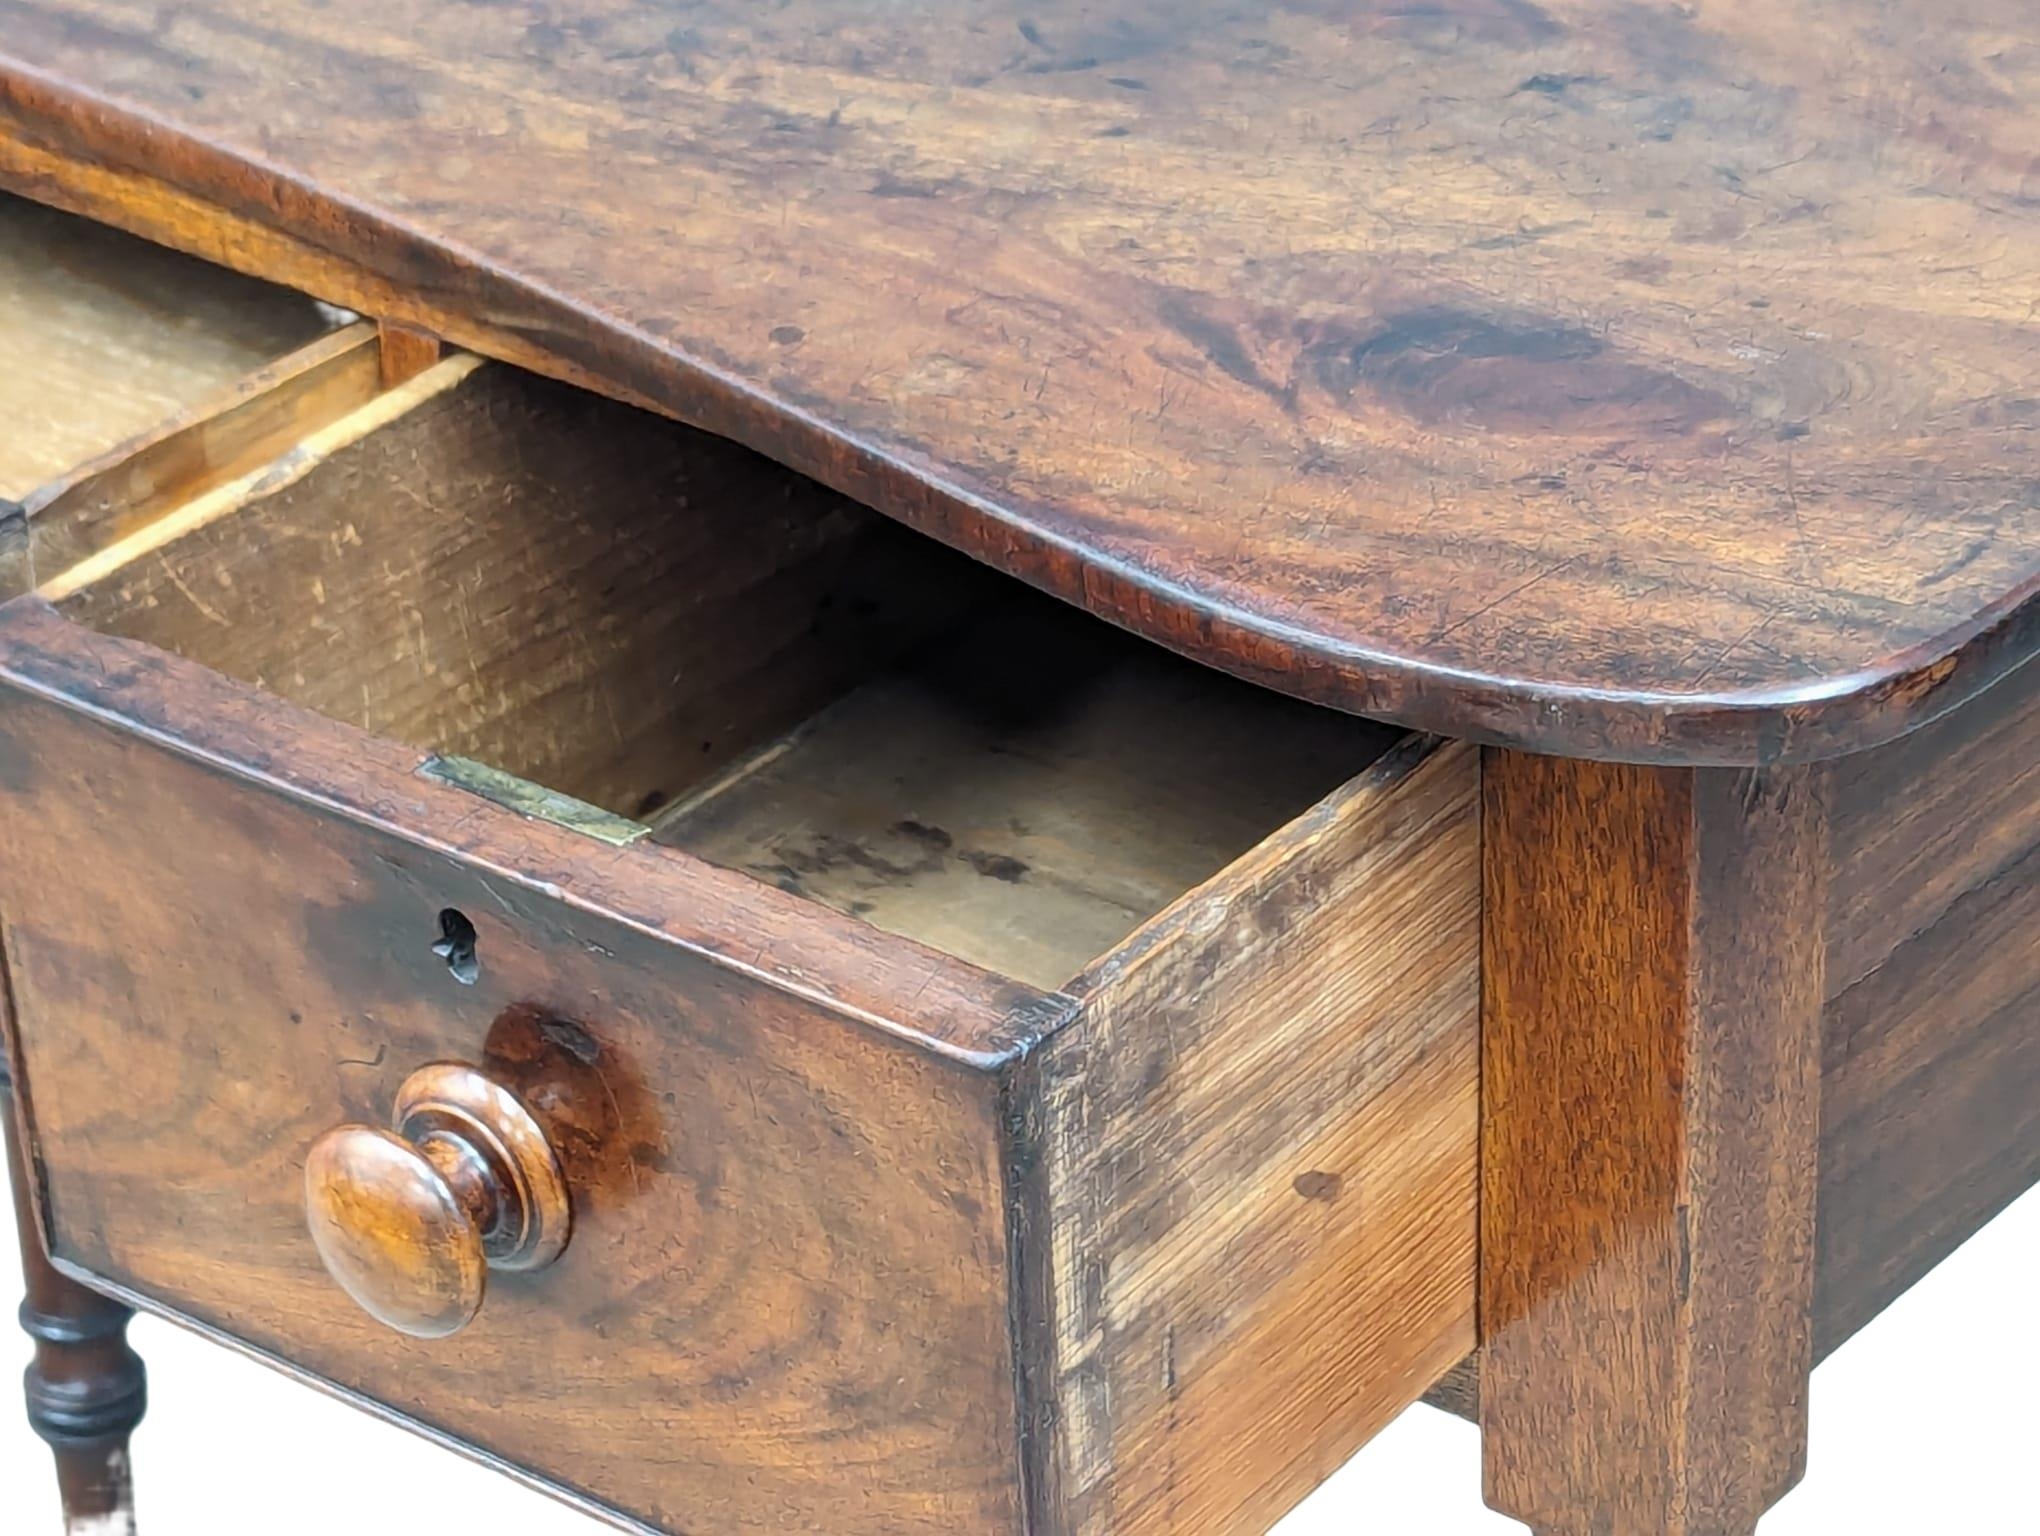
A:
[305,1063,571,1339]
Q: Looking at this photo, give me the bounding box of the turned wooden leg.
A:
[1479,752,1825,1536]
[4,1056,146,1535]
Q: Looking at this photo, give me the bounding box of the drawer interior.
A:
[0,194,337,501]
[644,598,1390,986]
[19,217,1396,990]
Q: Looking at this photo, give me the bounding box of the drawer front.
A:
[0,602,1047,1536]
[0,600,1481,1536]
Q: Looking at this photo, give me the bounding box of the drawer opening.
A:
[0,194,340,506]
[43,350,1397,988]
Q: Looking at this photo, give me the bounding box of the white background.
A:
[1,1177,2031,1533]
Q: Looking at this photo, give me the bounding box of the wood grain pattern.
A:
[0,190,327,499]
[0,2,2033,761]
[47,338,1398,992]
[1020,737,1480,1536]
[0,597,1051,1535]
[16,322,382,592]
[303,1119,496,1343]
[1816,658,2040,1357]
[1431,661,2040,1424]
[55,358,994,821]
[377,320,441,387]
[1421,1358,1480,1423]
[1480,752,1825,1536]
[0,595,1480,1535]
[1826,657,2040,998]
[305,1062,575,1342]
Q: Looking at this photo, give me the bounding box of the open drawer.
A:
[0,200,1478,1536]
[0,194,378,593]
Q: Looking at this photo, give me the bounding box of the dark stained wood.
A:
[1480,752,1825,1536]
[1019,736,1480,1536]
[1819,839,2040,1357]
[4,993,147,1536]
[305,1062,575,1342]
[1826,656,2040,997]
[1431,662,2040,1425]
[53,357,997,821]
[0,597,1048,1535]
[1,2,2035,763]
[0,597,1478,1534]
[1815,659,2040,1358]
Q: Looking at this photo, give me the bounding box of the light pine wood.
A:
[1022,737,1481,1535]
[653,600,1397,988]
[52,358,993,820]
[1480,753,1826,1536]
[35,353,485,602]
[47,340,1393,995]
[18,322,382,592]
[0,192,327,500]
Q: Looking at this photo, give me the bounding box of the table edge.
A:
[3,61,2033,766]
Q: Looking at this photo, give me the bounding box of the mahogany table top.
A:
[1,0,2035,761]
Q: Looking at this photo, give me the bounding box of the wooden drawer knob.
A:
[305,1063,571,1339]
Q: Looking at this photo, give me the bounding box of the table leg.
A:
[1479,752,1825,1536]
[4,1054,146,1535]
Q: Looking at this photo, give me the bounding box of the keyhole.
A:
[434,908,480,985]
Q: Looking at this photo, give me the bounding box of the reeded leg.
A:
[1479,753,1825,1536]
[4,1056,146,1535]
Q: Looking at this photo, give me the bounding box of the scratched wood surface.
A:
[55,358,992,821]
[1025,736,1480,1536]
[20,322,383,590]
[1,1,2034,762]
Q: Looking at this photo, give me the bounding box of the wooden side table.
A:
[0,4,2033,1533]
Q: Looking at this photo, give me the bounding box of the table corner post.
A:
[1477,749,1826,1536]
